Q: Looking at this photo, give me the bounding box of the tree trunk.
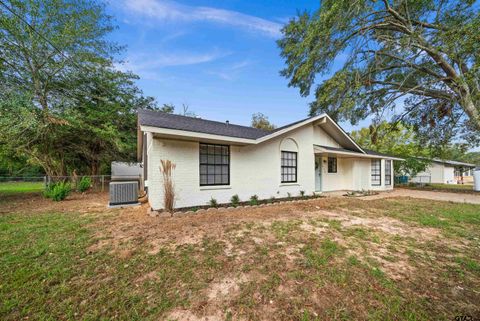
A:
[91,161,99,176]
[459,86,480,131]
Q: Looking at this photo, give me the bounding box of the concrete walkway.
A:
[361,188,480,205]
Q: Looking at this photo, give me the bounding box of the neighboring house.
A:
[411,159,476,184]
[137,110,403,210]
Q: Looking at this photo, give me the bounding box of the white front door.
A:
[315,156,322,191]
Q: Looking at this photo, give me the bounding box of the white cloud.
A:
[121,0,282,38]
[207,60,253,80]
[116,49,231,80]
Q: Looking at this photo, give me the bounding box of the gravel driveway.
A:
[362,188,480,204]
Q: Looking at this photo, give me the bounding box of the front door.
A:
[315,156,322,191]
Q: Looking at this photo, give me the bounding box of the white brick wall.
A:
[146,123,394,210]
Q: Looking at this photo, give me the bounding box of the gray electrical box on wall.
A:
[109,181,139,206]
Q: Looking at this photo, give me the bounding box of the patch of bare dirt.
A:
[299,221,327,235]
[135,271,159,284]
[166,309,223,321]
[207,274,250,300]
[317,209,440,240]
[284,244,303,262]
[84,198,336,255]
[1,192,112,215]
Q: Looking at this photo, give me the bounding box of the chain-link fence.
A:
[0,175,141,193]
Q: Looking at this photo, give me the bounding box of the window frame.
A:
[371,159,382,186]
[281,151,298,183]
[199,143,230,186]
[327,157,337,173]
[385,160,392,186]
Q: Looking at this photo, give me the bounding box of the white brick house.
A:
[137,110,403,210]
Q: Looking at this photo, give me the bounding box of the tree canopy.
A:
[279,0,480,147]
[350,121,432,176]
[0,0,156,176]
[251,113,276,131]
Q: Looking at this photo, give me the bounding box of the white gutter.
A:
[314,146,404,161]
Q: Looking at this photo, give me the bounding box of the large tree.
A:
[0,0,155,176]
[350,121,431,176]
[279,0,480,146]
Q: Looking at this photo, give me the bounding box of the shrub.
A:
[44,182,71,201]
[78,176,91,192]
[230,194,240,207]
[300,190,305,197]
[249,194,259,206]
[209,197,218,208]
[287,192,292,199]
[269,196,275,203]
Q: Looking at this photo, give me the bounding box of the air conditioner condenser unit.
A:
[109,181,139,207]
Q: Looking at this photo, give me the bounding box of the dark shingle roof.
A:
[363,149,397,158]
[269,116,313,133]
[138,109,271,139]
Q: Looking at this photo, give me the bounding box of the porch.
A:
[313,145,397,192]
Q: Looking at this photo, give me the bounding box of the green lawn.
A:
[400,183,477,194]
[429,183,474,190]
[1,196,479,320]
[0,181,44,195]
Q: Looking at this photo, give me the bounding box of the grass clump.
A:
[271,220,301,239]
[230,194,240,207]
[302,239,343,268]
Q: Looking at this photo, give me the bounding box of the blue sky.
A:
[107,0,375,132]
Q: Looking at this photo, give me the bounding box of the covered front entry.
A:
[313,144,398,192]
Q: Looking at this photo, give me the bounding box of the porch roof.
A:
[314,145,404,161]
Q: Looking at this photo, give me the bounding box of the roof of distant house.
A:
[430,158,476,167]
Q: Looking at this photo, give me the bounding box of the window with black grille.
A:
[385,160,392,186]
[281,151,297,183]
[371,159,381,186]
[199,143,230,186]
[328,157,337,173]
